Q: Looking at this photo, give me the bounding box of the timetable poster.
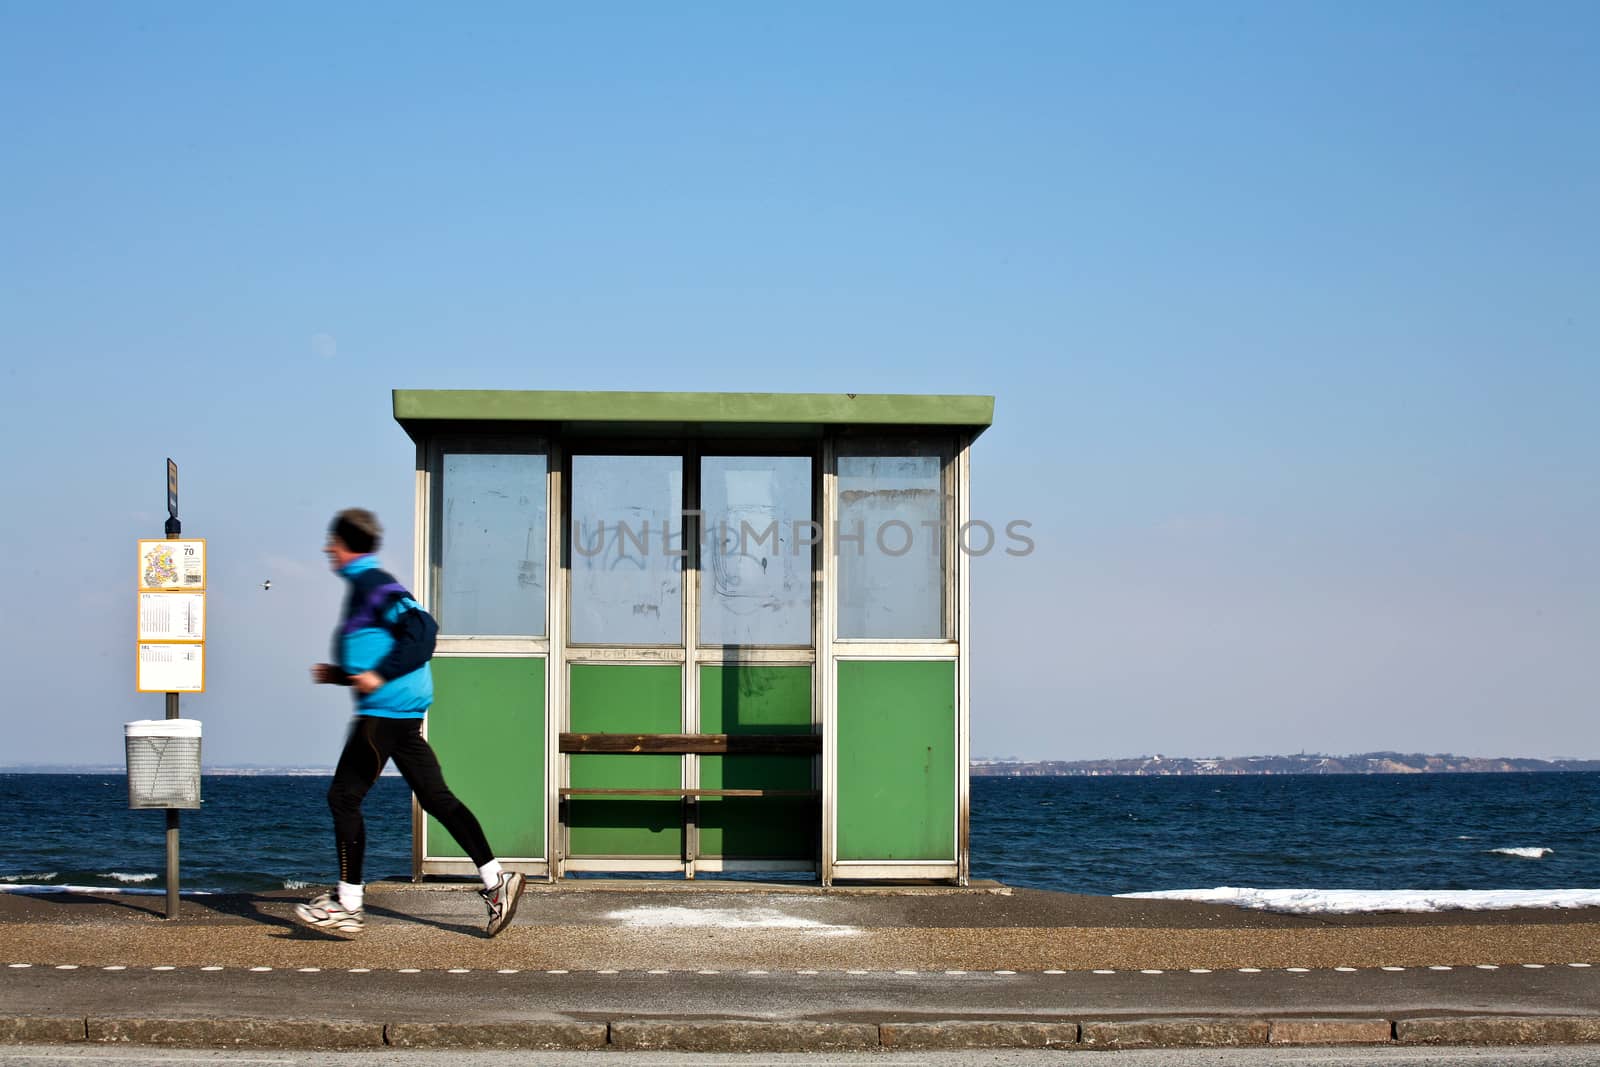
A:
[139,592,206,641]
[137,642,205,693]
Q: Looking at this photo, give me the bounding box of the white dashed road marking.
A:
[10,961,1596,977]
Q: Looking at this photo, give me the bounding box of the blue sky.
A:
[2,2,1594,765]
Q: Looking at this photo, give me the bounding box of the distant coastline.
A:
[6,752,1600,776]
[972,752,1600,776]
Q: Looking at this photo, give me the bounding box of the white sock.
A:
[477,860,503,891]
[338,881,363,913]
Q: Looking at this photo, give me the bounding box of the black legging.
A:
[327,716,494,885]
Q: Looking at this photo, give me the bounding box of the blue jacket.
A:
[333,556,435,718]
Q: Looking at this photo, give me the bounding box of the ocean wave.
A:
[102,872,159,884]
[1488,847,1552,859]
[1116,887,1600,914]
[282,879,314,890]
[0,884,213,897]
[0,872,58,883]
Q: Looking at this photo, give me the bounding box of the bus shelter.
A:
[393,390,993,884]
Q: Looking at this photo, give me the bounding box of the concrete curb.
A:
[1397,1016,1600,1045]
[5,1014,1600,1050]
[609,1020,880,1052]
[1270,1018,1393,1044]
[1081,1018,1270,1049]
[386,1022,609,1049]
[0,1018,86,1044]
[86,1018,385,1048]
[880,1021,1080,1048]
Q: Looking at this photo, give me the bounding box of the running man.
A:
[294,508,525,937]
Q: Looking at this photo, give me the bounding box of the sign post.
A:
[137,458,207,919]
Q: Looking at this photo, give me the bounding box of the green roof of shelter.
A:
[393,390,993,439]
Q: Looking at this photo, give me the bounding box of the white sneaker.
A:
[294,892,364,936]
[480,871,525,938]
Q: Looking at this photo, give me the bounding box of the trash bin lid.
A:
[124,718,202,738]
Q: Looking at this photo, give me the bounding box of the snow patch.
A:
[1117,887,1600,915]
[605,905,859,936]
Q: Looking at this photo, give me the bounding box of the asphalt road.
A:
[4,963,1599,1022]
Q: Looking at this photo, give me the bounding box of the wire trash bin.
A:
[124,718,202,809]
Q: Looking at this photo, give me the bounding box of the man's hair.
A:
[330,508,382,554]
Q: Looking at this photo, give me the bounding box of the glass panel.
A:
[700,456,812,646]
[836,452,945,639]
[570,454,684,645]
[439,452,548,636]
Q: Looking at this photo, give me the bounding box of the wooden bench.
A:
[557,732,821,799]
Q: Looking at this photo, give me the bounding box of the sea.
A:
[2,773,1597,905]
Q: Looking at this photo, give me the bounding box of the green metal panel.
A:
[425,657,546,860]
[698,665,815,860]
[568,664,683,857]
[394,390,994,435]
[836,660,956,861]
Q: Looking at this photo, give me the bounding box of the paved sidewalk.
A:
[3,882,1598,1051]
